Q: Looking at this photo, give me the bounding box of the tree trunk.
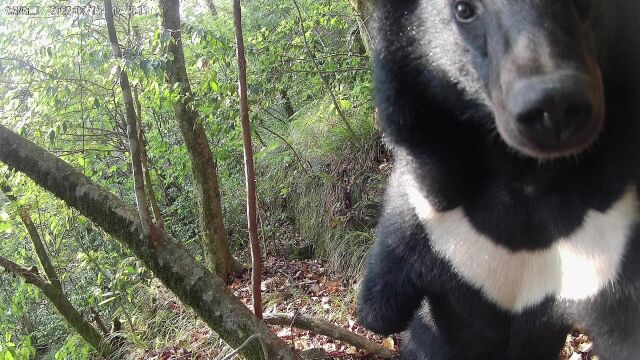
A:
[233,0,263,320]
[205,0,217,16]
[158,0,242,280]
[0,125,301,360]
[104,0,157,242]
[349,0,373,57]
[134,87,165,230]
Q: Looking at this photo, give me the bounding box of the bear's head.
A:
[452,1,606,158]
[374,0,637,160]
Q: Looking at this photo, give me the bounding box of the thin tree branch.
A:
[0,256,51,290]
[0,184,62,290]
[257,123,311,173]
[233,0,263,320]
[134,87,165,230]
[104,0,158,244]
[0,255,113,356]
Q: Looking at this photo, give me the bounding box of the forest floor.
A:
[233,258,392,359]
[139,257,596,360]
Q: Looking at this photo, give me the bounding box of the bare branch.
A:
[257,123,311,173]
[0,184,63,290]
[0,256,51,290]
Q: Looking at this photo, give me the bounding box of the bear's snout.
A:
[506,72,604,156]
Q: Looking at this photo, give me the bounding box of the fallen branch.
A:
[264,314,396,358]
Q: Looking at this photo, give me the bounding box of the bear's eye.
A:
[454,1,477,22]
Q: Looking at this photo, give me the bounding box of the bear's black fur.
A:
[358,1,640,359]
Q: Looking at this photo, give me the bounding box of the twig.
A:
[219,334,260,360]
[257,123,312,173]
[282,67,369,75]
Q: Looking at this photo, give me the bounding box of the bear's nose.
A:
[508,74,594,147]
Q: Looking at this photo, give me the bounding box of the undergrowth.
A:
[253,97,388,278]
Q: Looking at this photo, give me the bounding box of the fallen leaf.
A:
[382,337,395,351]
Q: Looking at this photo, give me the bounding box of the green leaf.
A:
[0,222,11,233]
[209,79,219,92]
[338,99,352,110]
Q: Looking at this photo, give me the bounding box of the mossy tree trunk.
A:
[0,125,301,360]
[349,0,374,57]
[158,0,242,281]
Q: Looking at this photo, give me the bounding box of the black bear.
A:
[358,1,640,359]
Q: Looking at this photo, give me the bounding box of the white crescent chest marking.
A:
[405,175,639,313]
